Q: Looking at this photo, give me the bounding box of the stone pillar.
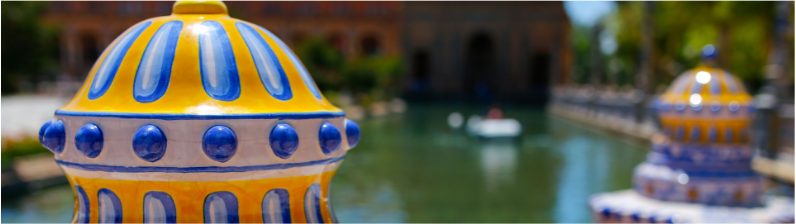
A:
[757,1,794,158]
[590,24,603,87]
[636,1,655,124]
[346,27,357,57]
[63,26,79,81]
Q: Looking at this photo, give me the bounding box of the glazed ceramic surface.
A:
[37,1,359,223]
[655,64,753,144]
[639,61,763,207]
[586,47,794,223]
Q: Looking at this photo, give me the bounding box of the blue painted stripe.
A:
[75,185,90,223]
[725,127,733,143]
[675,125,684,141]
[55,155,345,173]
[682,170,762,177]
[89,21,152,100]
[708,126,717,142]
[144,191,177,223]
[654,103,754,112]
[54,110,345,120]
[236,22,292,101]
[709,71,720,95]
[304,184,324,223]
[134,21,183,103]
[98,188,123,223]
[652,142,752,151]
[690,82,703,94]
[670,71,691,94]
[199,20,240,101]
[262,189,291,223]
[690,126,701,142]
[326,183,338,223]
[204,192,239,223]
[723,71,739,94]
[254,24,323,99]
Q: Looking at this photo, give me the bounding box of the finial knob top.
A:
[173,0,228,15]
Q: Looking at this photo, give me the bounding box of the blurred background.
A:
[1,1,793,222]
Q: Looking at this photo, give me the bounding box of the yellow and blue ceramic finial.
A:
[172,0,228,15]
[700,44,717,61]
[38,1,358,222]
[655,46,753,144]
[591,48,780,221]
[621,44,768,210]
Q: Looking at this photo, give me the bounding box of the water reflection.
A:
[479,140,518,194]
[1,185,75,223]
[549,119,648,223]
[332,103,646,222]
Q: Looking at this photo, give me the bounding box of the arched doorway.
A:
[80,33,99,65]
[465,32,496,102]
[326,33,345,51]
[360,34,381,56]
[410,50,430,93]
[529,52,551,104]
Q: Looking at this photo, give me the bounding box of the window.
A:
[360,35,381,56]
[51,2,69,13]
[330,3,350,16]
[87,2,104,14]
[80,34,100,64]
[262,3,282,16]
[296,3,318,16]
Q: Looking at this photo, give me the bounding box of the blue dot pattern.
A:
[75,123,104,158]
[202,125,238,163]
[345,119,360,148]
[133,125,168,162]
[43,120,66,154]
[270,123,299,159]
[318,122,341,155]
[39,120,52,145]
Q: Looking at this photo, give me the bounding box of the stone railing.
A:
[547,85,659,140]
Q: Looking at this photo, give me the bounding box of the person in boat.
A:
[485,103,504,120]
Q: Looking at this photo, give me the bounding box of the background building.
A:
[41,1,570,103]
[402,2,570,103]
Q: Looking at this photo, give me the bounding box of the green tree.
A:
[295,37,403,105]
[606,1,778,93]
[1,1,59,95]
[294,37,346,93]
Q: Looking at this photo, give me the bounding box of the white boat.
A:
[466,115,522,138]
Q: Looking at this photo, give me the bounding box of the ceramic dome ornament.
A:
[588,45,794,223]
[38,1,360,222]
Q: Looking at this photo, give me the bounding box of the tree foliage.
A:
[599,1,780,93]
[1,1,59,95]
[294,37,403,104]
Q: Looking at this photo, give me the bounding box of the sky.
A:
[564,1,617,27]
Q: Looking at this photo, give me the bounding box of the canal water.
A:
[1,103,648,223]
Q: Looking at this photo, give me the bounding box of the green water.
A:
[1,103,648,223]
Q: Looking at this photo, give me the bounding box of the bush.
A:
[1,138,50,169]
[295,37,403,105]
[1,1,59,95]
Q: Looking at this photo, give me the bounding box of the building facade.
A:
[42,1,402,80]
[402,2,570,102]
[43,1,570,102]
